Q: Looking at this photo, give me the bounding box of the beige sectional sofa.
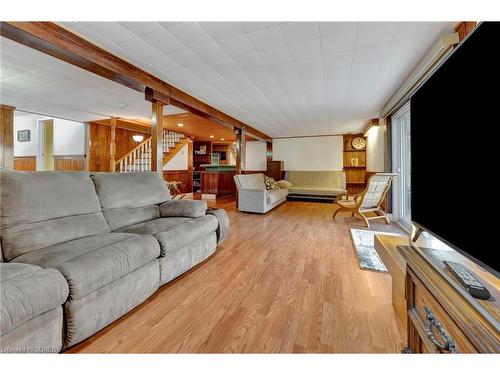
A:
[0,170,229,352]
[285,171,347,200]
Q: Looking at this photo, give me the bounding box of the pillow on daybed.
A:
[277,180,293,189]
[264,176,281,190]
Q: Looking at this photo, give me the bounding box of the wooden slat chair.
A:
[332,173,397,228]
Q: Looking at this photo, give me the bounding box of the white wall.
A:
[13,113,40,156]
[163,143,188,170]
[273,136,343,171]
[244,141,267,171]
[53,119,85,155]
[366,125,385,172]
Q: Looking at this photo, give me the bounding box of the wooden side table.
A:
[374,233,409,330]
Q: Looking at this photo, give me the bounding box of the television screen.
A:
[411,22,499,275]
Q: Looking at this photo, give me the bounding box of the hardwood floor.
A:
[67,199,406,353]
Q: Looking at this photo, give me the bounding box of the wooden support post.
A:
[109,117,117,172]
[0,104,15,169]
[234,128,242,175]
[266,141,273,162]
[83,122,90,171]
[151,99,166,175]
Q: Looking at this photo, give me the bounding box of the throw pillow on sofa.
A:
[277,179,293,189]
[264,176,281,190]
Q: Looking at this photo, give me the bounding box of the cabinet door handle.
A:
[424,306,458,353]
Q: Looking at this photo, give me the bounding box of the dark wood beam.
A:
[0,104,15,169]
[0,22,272,142]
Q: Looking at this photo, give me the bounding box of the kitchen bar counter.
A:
[200,165,236,197]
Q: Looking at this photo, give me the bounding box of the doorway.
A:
[38,119,54,171]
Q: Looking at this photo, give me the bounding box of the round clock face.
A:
[351,137,366,150]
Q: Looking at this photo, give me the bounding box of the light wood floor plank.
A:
[67,199,405,353]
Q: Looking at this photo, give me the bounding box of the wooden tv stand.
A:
[397,245,500,353]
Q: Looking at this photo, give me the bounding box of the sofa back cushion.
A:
[285,171,346,190]
[0,171,109,261]
[234,174,266,191]
[91,172,171,231]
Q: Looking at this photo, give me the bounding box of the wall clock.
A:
[351,137,366,150]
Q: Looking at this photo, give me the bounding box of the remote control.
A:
[444,261,491,300]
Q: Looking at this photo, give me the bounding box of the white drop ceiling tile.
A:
[288,39,322,61]
[356,22,398,48]
[191,42,228,63]
[259,47,294,67]
[353,43,388,64]
[280,22,320,45]
[0,53,39,73]
[158,22,184,29]
[265,62,296,77]
[118,22,163,37]
[167,23,213,48]
[115,37,167,62]
[293,58,323,76]
[321,32,357,55]
[232,53,265,70]
[217,34,255,58]
[319,22,358,37]
[322,50,353,70]
[247,26,286,52]
[189,63,219,80]
[140,29,186,55]
[239,22,280,34]
[200,22,244,41]
[167,49,204,68]
[80,22,137,43]
[207,58,241,77]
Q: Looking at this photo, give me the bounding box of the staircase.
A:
[116,130,187,172]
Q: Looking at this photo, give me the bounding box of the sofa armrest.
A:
[159,199,208,218]
[237,189,268,213]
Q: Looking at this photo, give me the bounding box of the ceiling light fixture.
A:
[132,134,144,143]
[220,138,225,141]
[210,135,214,138]
[177,123,184,127]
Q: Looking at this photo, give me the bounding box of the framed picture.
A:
[17,129,31,142]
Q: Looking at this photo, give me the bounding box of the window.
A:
[391,102,412,229]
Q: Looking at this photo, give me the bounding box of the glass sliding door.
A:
[392,103,412,229]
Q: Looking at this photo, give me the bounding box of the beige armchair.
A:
[332,173,397,228]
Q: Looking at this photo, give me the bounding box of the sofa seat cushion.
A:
[267,189,289,204]
[117,216,219,256]
[288,186,347,196]
[12,233,160,300]
[0,263,68,334]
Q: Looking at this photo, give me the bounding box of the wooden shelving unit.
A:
[343,134,367,194]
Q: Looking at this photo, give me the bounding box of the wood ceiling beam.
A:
[0,22,272,142]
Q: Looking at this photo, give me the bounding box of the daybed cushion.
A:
[12,233,160,300]
[118,216,219,256]
[0,263,68,334]
[0,171,109,262]
[159,199,208,218]
[288,186,347,196]
[91,172,171,231]
[267,189,289,204]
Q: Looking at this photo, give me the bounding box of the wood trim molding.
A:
[0,22,271,142]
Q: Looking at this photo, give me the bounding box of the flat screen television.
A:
[410,22,499,277]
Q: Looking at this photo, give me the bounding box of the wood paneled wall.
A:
[163,170,193,194]
[89,122,149,172]
[0,104,15,169]
[14,156,36,171]
[54,155,84,171]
